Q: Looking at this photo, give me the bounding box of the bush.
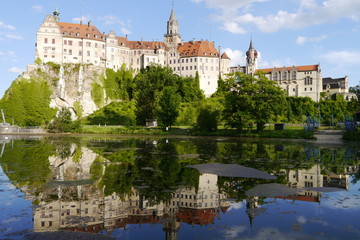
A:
[86,101,136,126]
[48,108,82,133]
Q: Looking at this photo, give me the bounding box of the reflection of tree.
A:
[0,139,54,188]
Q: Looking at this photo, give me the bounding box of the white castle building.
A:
[35,9,231,97]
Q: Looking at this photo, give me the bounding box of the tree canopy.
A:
[222,72,287,131]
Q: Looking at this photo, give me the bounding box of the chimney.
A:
[88,20,92,27]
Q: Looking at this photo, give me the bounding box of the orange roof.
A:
[176,208,218,225]
[221,52,230,60]
[276,195,320,203]
[128,40,167,50]
[56,22,105,41]
[178,41,219,58]
[256,64,319,74]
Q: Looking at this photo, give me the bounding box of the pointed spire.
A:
[169,7,176,21]
[249,38,254,50]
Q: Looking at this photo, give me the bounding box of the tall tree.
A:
[155,86,181,129]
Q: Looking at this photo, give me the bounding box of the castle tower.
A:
[53,8,60,21]
[246,39,258,75]
[164,8,182,47]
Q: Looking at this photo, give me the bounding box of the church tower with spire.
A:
[246,39,258,75]
[164,7,182,47]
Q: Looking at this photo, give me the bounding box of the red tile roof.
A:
[178,41,220,58]
[176,208,218,225]
[128,40,167,50]
[256,64,319,74]
[56,22,105,41]
[221,52,230,60]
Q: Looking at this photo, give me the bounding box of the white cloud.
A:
[97,15,132,35]
[72,16,91,24]
[192,0,360,34]
[223,48,245,66]
[6,34,23,40]
[320,50,360,65]
[296,34,327,45]
[0,21,15,30]
[8,67,24,74]
[31,5,43,12]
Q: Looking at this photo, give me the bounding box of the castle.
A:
[35,8,231,97]
[35,9,355,101]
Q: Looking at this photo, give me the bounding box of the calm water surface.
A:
[0,135,359,240]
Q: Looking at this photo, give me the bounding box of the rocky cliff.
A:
[24,62,108,119]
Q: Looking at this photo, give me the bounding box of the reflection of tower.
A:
[246,39,258,75]
[163,219,181,240]
[246,196,259,230]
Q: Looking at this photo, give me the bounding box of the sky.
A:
[1,0,360,98]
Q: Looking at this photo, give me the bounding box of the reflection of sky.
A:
[320,176,360,210]
[0,166,33,239]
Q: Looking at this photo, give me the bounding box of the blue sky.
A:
[1,0,360,98]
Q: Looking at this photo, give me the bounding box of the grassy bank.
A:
[343,130,360,141]
[80,125,314,139]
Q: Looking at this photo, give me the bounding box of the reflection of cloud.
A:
[222,225,246,239]
[228,201,244,210]
[321,192,360,210]
[2,217,19,224]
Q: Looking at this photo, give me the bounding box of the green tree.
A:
[195,98,222,132]
[0,77,56,126]
[223,72,287,131]
[133,65,178,125]
[155,86,181,129]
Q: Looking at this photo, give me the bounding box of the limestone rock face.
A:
[25,63,107,119]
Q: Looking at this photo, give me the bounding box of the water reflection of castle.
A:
[31,146,359,237]
[34,172,230,239]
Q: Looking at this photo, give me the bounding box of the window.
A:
[273,72,278,81]
[52,39,55,44]
[44,38,48,43]
[68,40,73,46]
[291,71,296,80]
[69,49,72,55]
[64,40,67,45]
[87,51,90,57]
[86,42,91,47]
[79,51,82,56]
[282,71,287,80]
[78,41,82,46]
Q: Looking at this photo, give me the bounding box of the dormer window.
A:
[94,34,98,38]
[69,32,73,36]
[86,34,90,38]
[76,32,80,37]
[63,31,67,36]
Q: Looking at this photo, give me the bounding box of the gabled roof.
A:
[221,52,230,60]
[256,64,319,74]
[178,40,220,58]
[56,22,105,41]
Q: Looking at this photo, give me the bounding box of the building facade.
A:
[35,9,230,97]
[231,40,323,102]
